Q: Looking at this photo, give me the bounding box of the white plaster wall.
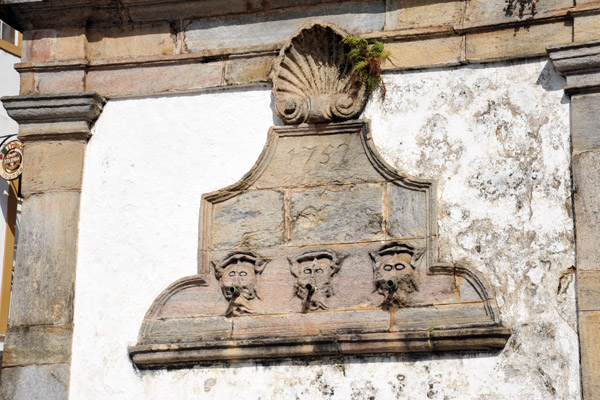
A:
[0,49,19,124]
[71,59,578,399]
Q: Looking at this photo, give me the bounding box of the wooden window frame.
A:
[0,21,22,58]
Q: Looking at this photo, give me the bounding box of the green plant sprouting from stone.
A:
[342,35,391,97]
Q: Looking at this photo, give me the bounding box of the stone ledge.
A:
[1,0,595,31]
[129,327,512,368]
[548,39,600,94]
[9,18,579,98]
[6,2,599,97]
[1,0,383,30]
[1,92,104,141]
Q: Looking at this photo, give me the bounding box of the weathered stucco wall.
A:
[71,59,578,399]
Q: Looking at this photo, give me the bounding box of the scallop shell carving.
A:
[272,23,368,125]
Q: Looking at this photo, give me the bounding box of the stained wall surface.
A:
[71,59,578,399]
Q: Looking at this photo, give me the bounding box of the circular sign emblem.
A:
[0,140,23,181]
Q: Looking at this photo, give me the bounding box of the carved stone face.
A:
[297,257,334,294]
[289,250,341,311]
[374,252,415,290]
[220,261,257,301]
[212,251,267,317]
[371,243,421,309]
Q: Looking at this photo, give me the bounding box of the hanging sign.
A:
[0,140,23,181]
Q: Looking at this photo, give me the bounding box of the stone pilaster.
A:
[0,93,104,400]
[548,40,600,400]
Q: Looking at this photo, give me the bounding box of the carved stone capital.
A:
[548,40,600,95]
[1,92,105,141]
[271,23,369,124]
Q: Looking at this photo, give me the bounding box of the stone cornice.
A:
[0,0,370,30]
[1,0,598,31]
[548,40,600,95]
[1,92,105,141]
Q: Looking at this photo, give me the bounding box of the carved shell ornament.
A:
[272,23,369,124]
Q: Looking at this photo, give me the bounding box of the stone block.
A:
[385,0,463,30]
[566,71,600,95]
[21,30,55,63]
[19,71,36,95]
[231,309,390,339]
[35,70,85,95]
[224,54,273,85]
[2,325,72,366]
[51,28,86,60]
[21,140,86,196]
[574,151,600,272]
[392,303,491,330]
[572,94,600,150]
[387,183,428,238]
[466,21,572,62]
[579,311,600,400]
[574,14,600,42]
[8,192,80,327]
[254,130,383,189]
[184,2,385,51]
[464,0,573,28]
[0,364,68,400]
[578,270,600,311]
[18,121,92,141]
[87,23,175,60]
[145,317,232,344]
[85,61,224,97]
[123,0,251,21]
[290,184,384,245]
[212,190,285,250]
[21,28,85,63]
[384,35,463,70]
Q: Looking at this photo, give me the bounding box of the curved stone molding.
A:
[136,275,213,345]
[271,23,368,124]
[130,120,510,368]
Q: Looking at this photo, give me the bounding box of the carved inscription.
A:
[286,142,350,170]
[212,252,268,317]
[370,242,424,310]
[289,249,343,312]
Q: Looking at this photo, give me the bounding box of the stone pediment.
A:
[129,24,509,369]
[129,121,509,368]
